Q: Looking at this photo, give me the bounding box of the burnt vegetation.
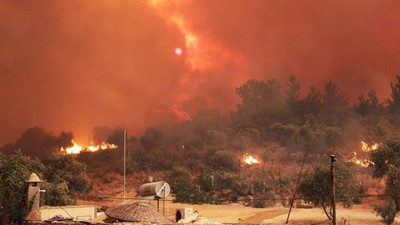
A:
[3,75,400,222]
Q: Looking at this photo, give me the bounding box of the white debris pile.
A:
[177,211,221,224]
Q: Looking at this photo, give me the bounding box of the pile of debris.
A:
[176,210,220,224]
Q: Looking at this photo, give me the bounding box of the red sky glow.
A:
[0,0,399,144]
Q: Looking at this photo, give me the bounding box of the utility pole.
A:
[88,121,91,146]
[123,130,127,202]
[330,155,336,225]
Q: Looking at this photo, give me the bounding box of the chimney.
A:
[26,173,43,221]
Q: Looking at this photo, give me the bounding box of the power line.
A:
[84,193,389,202]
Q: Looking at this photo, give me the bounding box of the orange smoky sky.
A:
[0,0,399,145]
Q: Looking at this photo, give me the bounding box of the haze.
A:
[1,0,399,145]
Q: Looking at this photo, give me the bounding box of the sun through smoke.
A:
[175,47,182,55]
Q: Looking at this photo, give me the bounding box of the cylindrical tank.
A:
[139,181,170,198]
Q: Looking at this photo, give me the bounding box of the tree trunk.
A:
[321,201,333,220]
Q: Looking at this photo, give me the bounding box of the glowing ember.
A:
[175,47,182,55]
[61,140,118,154]
[361,141,379,152]
[243,154,259,165]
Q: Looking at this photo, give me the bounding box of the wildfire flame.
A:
[61,140,83,154]
[361,141,379,152]
[243,154,259,165]
[87,142,118,152]
[347,152,375,167]
[61,140,118,154]
[347,141,379,167]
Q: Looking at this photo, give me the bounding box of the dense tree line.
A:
[5,75,400,172]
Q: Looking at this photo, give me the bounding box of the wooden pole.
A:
[330,155,336,225]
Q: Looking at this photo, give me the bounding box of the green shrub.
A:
[209,150,240,172]
[41,181,75,206]
[0,152,44,225]
[374,200,397,225]
[253,199,266,208]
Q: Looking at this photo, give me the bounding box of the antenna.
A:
[88,121,91,146]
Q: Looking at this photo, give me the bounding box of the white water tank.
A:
[139,181,170,198]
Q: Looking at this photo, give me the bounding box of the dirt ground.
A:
[78,196,400,225]
[165,202,393,225]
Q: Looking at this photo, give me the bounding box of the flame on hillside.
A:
[61,140,118,154]
[61,140,82,154]
[361,141,379,152]
[243,154,259,165]
[347,141,379,167]
[347,152,374,167]
[87,142,118,152]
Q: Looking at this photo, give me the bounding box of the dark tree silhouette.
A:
[356,90,382,116]
[387,75,400,114]
[298,86,323,118]
[9,127,72,159]
[284,75,302,117]
[236,79,283,112]
[321,82,348,125]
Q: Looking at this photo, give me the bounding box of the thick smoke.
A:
[153,0,400,96]
[1,0,399,144]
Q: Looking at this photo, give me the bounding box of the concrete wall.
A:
[24,222,85,225]
[40,205,96,221]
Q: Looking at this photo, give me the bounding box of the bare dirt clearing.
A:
[166,203,389,224]
[79,197,399,224]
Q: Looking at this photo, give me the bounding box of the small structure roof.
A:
[105,201,172,224]
[26,173,42,183]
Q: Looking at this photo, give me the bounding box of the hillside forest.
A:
[3,75,400,223]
